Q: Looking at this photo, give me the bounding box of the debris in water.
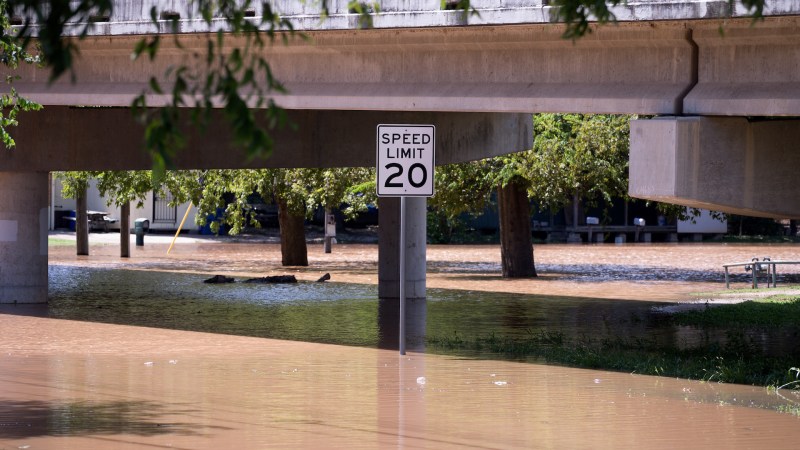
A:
[244,275,297,284]
[203,275,235,284]
[494,381,508,386]
[317,273,331,282]
[144,361,154,366]
[416,376,426,385]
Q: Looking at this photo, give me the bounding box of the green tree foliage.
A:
[427,160,494,243]
[430,160,494,220]
[94,171,154,208]
[58,167,374,236]
[527,113,631,218]
[0,0,41,148]
[55,171,92,199]
[56,170,154,209]
[161,168,374,235]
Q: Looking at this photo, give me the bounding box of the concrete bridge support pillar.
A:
[377,197,427,351]
[0,172,48,303]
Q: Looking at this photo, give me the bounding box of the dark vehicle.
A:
[248,203,279,228]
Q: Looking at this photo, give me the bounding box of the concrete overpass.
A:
[3,0,800,303]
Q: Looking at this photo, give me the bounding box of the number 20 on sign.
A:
[376,124,435,197]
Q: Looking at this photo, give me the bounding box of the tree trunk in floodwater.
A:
[76,187,89,256]
[497,181,536,278]
[120,202,130,258]
[276,197,308,266]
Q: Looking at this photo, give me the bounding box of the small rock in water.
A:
[317,273,331,282]
[244,275,298,284]
[203,275,235,284]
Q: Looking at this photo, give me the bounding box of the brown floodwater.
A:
[1,238,799,448]
[48,239,800,300]
[2,314,800,449]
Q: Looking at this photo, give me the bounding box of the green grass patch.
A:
[48,237,74,247]
[426,330,800,388]
[673,296,800,328]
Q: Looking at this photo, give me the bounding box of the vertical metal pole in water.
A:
[399,196,406,355]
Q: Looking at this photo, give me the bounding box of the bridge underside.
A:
[11,17,800,117]
[2,107,531,171]
[8,17,800,218]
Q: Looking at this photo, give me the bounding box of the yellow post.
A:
[167,202,193,254]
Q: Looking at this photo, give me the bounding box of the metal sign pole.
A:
[399,196,406,355]
[376,124,434,356]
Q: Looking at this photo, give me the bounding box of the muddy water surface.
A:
[1,239,799,448]
[2,315,800,449]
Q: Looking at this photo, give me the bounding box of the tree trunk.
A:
[276,197,308,266]
[565,191,587,229]
[76,186,89,256]
[497,181,536,278]
[120,202,130,258]
[573,192,580,229]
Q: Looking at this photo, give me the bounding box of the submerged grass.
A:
[673,295,800,328]
[426,329,800,388]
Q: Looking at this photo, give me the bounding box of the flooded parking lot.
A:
[2,236,800,448]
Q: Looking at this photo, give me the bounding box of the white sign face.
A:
[376,124,435,197]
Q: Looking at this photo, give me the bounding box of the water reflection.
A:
[0,399,216,438]
[40,266,663,348]
[377,298,427,351]
[2,318,800,449]
[44,266,380,347]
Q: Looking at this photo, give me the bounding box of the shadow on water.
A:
[0,399,225,439]
[1,266,797,358]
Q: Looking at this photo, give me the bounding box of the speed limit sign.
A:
[376,124,435,197]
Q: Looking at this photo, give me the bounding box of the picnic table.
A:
[723,259,800,289]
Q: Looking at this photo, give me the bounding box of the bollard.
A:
[134,218,149,246]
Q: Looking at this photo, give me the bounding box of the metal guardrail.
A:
[722,258,800,289]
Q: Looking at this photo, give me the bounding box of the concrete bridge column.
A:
[0,172,48,303]
[378,197,427,351]
[629,117,800,219]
